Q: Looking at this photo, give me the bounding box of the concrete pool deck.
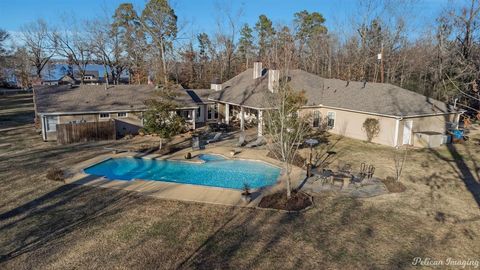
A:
[65,145,306,207]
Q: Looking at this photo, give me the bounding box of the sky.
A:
[0,0,462,43]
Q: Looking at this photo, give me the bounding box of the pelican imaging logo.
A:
[412,257,480,268]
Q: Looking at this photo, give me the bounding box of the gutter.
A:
[207,98,275,110]
[302,104,457,119]
[38,109,146,116]
[37,106,200,116]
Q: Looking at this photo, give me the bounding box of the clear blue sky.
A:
[0,0,460,40]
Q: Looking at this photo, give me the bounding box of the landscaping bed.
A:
[381,177,407,193]
[258,190,312,211]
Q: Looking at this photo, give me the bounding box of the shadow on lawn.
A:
[175,195,432,269]
[0,176,145,263]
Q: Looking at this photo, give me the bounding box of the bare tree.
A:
[393,146,409,182]
[20,19,57,79]
[87,17,127,85]
[54,21,93,84]
[264,80,311,199]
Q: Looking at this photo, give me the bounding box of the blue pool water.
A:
[84,154,281,189]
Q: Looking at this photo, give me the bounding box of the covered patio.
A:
[218,102,265,137]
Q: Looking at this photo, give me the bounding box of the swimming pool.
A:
[84,154,281,190]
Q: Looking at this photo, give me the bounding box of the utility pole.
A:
[380,42,384,83]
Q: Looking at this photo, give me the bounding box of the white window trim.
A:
[327,111,336,128]
[46,115,59,132]
[99,113,110,119]
[117,112,128,118]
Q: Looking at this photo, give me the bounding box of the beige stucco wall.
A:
[300,108,398,146]
[397,114,457,147]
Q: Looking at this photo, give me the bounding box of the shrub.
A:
[362,118,380,142]
[46,167,64,182]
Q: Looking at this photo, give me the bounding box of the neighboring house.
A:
[208,62,460,147]
[74,70,100,85]
[41,79,59,86]
[58,74,77,85]
[34,84,216,141]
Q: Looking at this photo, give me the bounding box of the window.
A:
[196,108,201,119]
[179,110,192,120]
[83,75,93,80]
[46,116,58,131]
[327,112,335,128]
[313,110,321,128]
[207,104,218,120]
[99,113,110,119]
[117,112,127,118]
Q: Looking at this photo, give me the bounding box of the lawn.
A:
[1,93,479,269]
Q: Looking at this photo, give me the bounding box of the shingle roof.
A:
[34,84,213,114]
[209,69,455,117]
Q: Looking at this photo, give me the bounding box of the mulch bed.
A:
[381,178,407,193]
[258,191,312,211]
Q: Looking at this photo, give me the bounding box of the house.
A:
[34,62,460,147]
[33,84,216,141]
[74,70,100,85]
[208,62,460,147]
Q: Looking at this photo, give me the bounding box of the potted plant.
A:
[185,152,192,159]
[241,184,252,202]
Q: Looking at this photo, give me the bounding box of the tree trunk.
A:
[286,172,291,199]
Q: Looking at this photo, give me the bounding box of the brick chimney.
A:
[253,61,262,79]
[268,69,279,93]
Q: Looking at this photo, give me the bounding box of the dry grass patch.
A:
[1,94,480,269]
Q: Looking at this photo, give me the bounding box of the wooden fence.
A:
[56,120,116,145]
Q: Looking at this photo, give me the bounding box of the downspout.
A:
[41,115,47,141]
[393,116,403,147]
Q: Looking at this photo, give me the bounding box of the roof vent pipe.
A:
[268,69,279,93]
[253,61,262,79]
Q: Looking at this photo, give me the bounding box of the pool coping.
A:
[65,147,305,207]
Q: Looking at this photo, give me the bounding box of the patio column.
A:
[225,103,230,124]
[192,109,196,130]
[240,106,245,131]
[257,110,263,136]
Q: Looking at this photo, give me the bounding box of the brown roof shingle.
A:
[35,84,214,114]
[209,69,455,117]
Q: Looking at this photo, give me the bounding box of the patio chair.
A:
[206,132,222,144]
[235,132,246,147]
[246,136,265,148]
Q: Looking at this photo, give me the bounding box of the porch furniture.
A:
[246,136,265,148]
[206,132,222,144]
[192,136,200,150]
[235,132,246,147]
